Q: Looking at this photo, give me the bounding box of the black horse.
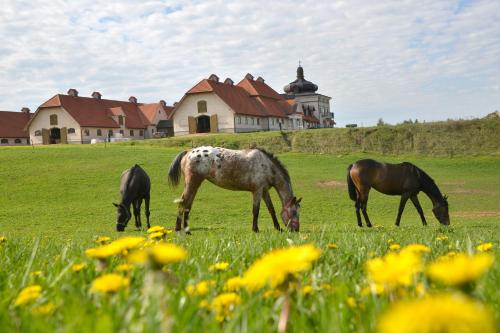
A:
[347,159,449,227]
[113,164,151,231]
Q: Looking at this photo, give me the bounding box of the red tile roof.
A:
[138,103,174,123]
[237,78,283,100]
[0,111,31,138]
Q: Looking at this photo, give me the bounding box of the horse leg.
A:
[355,200,363,227]
[410,195,427,226]
[360,191,372,227]
[395,194,410,227]
[263,190,282,231]
[144,195,151,229]
[252,190,263,232]
[133,200,141,229]
[178,177,203,235]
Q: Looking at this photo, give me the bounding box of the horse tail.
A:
[347,164,358,202]
[168,151,188,187]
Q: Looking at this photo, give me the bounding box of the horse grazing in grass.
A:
[113,164,151,232]
[168,146,301,234]
[347,159,449,227]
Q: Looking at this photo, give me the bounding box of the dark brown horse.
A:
[347,159,449,227]
[168,146,301,234]
[113,164,151,232]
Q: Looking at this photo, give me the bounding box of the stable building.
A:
[26,89,173,144]
[0,108,32,145]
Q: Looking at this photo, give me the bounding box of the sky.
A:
[0,0,499,126]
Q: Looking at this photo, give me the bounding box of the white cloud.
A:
[0,0,499,126]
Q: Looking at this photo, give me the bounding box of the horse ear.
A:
[296,197,302,204]
[113,203,119,207]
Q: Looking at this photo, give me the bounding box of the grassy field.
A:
[0,144,499,332]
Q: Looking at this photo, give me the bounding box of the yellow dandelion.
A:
[147,225,167,233]
[387,239,394,244]
[389,244,401,251]
[127,249,149,265]
[427,253,494,287]
[327,243,338,249]
[476,242,493,252]
[242,244,321,291]
[149,231,165,240]
[14,285,42,306]
[32,302,55,315]
[72,263,88,272]
[362,283,385,296]
[224,276,245,292]
[209,262,229,271]
[401,244,431,254]
[320,283,333,292]
[150,243,187,265]
[366,251,422,290]
[30,271,43,278]
[198,299,210,309]
[415,282,426,297]
[346,297,357,308]
[86,236,145,260]
[0,236,6,243]
[301,285,313,295]
[95,236,111,244]
[263,289,283,299]
[436,235,448,241]
[186,280,215,297]
[211,292,241,322]
[90,273,129,293]
[376,293,495,333]
[116,263,133,272]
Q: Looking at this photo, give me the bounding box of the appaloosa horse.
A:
[168,146,301,234]
[347,159,449,227]
[114,164,151,232]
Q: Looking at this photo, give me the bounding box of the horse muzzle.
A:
[288,220,300,232]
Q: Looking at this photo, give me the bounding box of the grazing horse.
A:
[167,146,301,234]
[347,159,449,227]
[113,164,151,232]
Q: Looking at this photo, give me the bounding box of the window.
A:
[118,116,124,125]
[97,129,102,136]
[108,130,113,137]
[197,100,207,113]
[15,139,21,143]
[139,130,144,136]
[68,128,75,134]
[1,139,8,144]
[119,130,124,135]
[151,129,154,134]
[251,118,254,125]
[26,139,30,144]
[130,130,134,136]
[84,129,90,136]
[50,114,58,125]
[272,118,275,125]
[257,118,260,125]
[237,116,241,124]
[245,117,248,125]
[35,130,42,136]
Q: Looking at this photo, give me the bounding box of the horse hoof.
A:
[185,231,192,235]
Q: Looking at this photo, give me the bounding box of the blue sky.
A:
[0,0,499,126]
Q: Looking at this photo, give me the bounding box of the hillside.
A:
[119,117,500,156]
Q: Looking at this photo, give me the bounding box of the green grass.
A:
[0,144,499,332]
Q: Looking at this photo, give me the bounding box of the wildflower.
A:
[149,231,165,240]
[211,292,241,322]
[415,282,426,297]
[14,285,42,306]
[346,297,357,308]
[209,262,229,271]
[224,276,245,292]
[242,244,321,291]
[366,251,422,290]
[72,263,88,272]
[198,300,210,309]
[263,289,283,299]
[327,243,338,249]
[476,242,493,252]
[90,274,129,294]
[116,264,133,272]
[436,235,448,241]
[389,244,401,251]
[127,249,148,265]
[86,236,145,260]
[401,244,431,254]
[362,283,385,296]
[30,271,43,278]
[186,280,215,297]
[147,225,167,234]
[0,236,6,243]
[301,285,313,295]
[427,253,494,287]
[150,243,187,265]
[376,293,495,333]
[320,283,332,292]
[387,239,394,244]
[32,302,55,315]
[95,236,111,244]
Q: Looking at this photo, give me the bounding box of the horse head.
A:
[282,197,302,232]
[113,203,131,231]
[432,195,450,225]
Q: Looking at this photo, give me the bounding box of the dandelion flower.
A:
[476,242,493,252]
[186,280,215,297]
[149,231,165,240]
[376,293,495,333]
[263,289,283,299]
[242,244,321,291]
[116,264,133,272]
[198,300,210,309]
[224,276,245,292]
[127,249,148,265]
[147,225,167,234]
[401,244,431,254]
[427,253,494,287]
[327,243,338,249]
[72,263,88,272]
[301,285,313,295]
[14,285,42,306]
[30,271,43,278]
[0,236,6,243]
[90,273,129,293]
[95,236,111,244]
[209,262,229,271]
[436,235,448,241]
[366,251,422,290]
[362,283,385,296]
[389,244,401,251]
[32,302,55,315]
[211,292,241,322]
[86,236,145,259]
[346,297,357,308]
[150,243,187,265]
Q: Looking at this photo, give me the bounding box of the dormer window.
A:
[118,115,124,125]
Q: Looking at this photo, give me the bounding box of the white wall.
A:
[29,107,82,144]
[0,138,30,146]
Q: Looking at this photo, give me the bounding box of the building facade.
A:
[0,108,32,146]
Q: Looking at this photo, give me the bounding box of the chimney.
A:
[245,73,254,81]
[21,107,30,114]
[67,88,79,97]
[128,96,137,103]
[91,91,102,99]
[224,78,234,85]
[256,76,265,83]
[208,74,219,82]
[159,100,166,107]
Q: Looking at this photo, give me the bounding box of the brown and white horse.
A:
[168,146,301,234]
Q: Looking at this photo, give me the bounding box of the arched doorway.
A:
[197,115,210,133]
[50,127,61,144]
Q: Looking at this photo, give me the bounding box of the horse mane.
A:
[410,163,447,204]
[256,148,291,184]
